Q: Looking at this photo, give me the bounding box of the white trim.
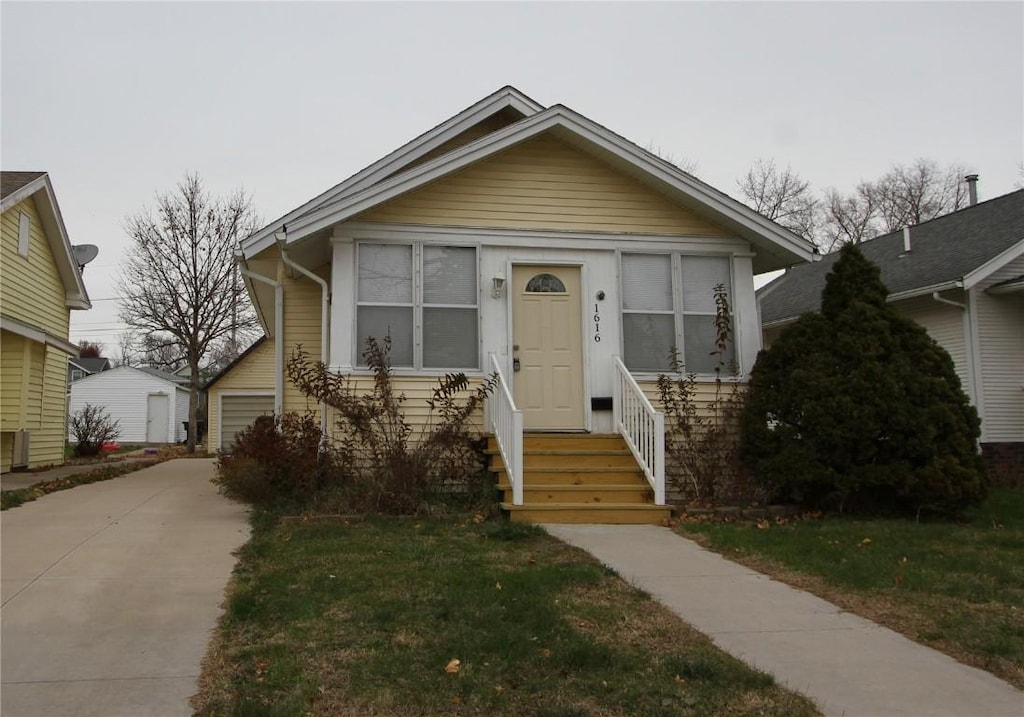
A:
[962,239,1024,290]
[986,278,1024,295]
[278,106,814,271]
[335,221,755,255]
[216,390,276,452]
[1,173,91,308]
[0,315,79,355]
[242,86,545,258]
[965,288,986,440]
[17,212,30,256]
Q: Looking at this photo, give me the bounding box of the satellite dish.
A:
[73,244,99,271]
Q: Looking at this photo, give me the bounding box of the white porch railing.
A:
[612,356,665,505]
[487,353,524,506]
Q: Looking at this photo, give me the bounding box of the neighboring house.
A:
[1,171,91,472]
[203,336,273,450]
[759,190,1024,481]
[68,366,189,444]
[68,356,112,383]
[207,86,816,520]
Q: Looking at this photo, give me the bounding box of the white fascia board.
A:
[0,314,79,355]
[887,281,964,303]
[0,175,47,213]
[986,279,1024,295]
[5,175,92,308]
[287,106,816,268]
[241,87,545,259]
[962,239,1024,290]
[335,221,754,255]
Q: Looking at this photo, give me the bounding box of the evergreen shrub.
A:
[740,244,987,515]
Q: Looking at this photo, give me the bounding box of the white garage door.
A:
[220,395,275,450]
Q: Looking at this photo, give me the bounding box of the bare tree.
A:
[644,143,700,175]
[118,173,259,452]
[140,333,188,372]
[77,341,105,358]
[863,159,969,232]
[115,330,135,367]
[819,186,879,252]
[737,159,819,241]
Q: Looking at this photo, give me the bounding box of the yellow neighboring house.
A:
[1,171,91,472]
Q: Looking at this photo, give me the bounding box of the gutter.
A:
[238,261,283,416]
[276,233,331,436]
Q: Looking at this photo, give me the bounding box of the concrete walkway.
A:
[0,453,160,492]
[545,524,1023,717]
[1,459,250,717]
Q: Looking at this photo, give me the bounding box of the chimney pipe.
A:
[903,226,911,253]
[965,174,979,206]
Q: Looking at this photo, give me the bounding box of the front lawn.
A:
[676,488,1024,689]
[193,513,820,717]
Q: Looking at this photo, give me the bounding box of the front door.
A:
[512,265,585,430]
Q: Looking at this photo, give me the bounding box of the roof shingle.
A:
[760,190,1024,325]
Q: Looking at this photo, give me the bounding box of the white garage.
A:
[68,366,190,444]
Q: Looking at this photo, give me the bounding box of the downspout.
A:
[276,233,331,436]
[931,290,965,310]
[238,264,283,416]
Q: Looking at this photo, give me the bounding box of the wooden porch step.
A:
[501,502,671,525]
[486,435,628,452]
[491,451,639,470]
[497,484,653,504]
[493,467,648,486]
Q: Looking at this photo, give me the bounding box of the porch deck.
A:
[487,434,671,524]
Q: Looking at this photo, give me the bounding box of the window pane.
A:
[622,254,672,311]
[681,256,731,313]
[623,313,675,371]
[423,246,476,305]
[359,244,412,303]
[423,308,478,369]
[356,306,413,366]
[525,273,566,293]
[683,315,735,373]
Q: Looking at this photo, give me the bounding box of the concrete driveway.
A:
[1,459,250,717]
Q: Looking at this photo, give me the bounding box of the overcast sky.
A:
[3,1,1022,353]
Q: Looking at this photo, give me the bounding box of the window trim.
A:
[618,250,737,376]
[355,241,481,371]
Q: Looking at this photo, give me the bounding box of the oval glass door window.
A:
[525,273,566,293]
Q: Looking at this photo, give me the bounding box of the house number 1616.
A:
[594,304,601,342]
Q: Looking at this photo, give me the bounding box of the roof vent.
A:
[965,174,979,206]
[902,226,911,254]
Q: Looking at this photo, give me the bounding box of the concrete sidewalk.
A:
[0,453,159,492]
[545,524,1023,717]
[1,458,250,717]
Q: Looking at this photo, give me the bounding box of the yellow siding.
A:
[356,134,729,236]
[398,110,525,173]
[0,333,67,469]
[282,270,324,414]
[0,432,12,473]
[206,339,275,451]
[1,330,25,427]
[1,197,71,336]
[324,375,487,444]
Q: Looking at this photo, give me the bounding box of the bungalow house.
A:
[207,86,816,521]
[759,190,1023,482]
[1,171,92,472]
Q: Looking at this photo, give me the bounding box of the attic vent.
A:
[18,212,30,257]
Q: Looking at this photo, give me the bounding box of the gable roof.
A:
[243,86,545,258]
[71,364,189,390]
[203,335,267,390]
[71,357,112,374]
[136,365,191,385]
[760,190,1024,326]
[241,88,817,274]
[0,171,91,309]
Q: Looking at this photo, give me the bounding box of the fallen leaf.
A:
[445,658,461,674]
[494,685,505,694]
[860,538,872,546]
[540,648,552,658]
[495,581,502,591]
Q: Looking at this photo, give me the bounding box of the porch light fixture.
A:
[491,275,505,299]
